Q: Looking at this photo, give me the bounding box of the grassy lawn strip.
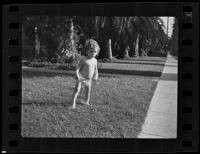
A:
[22,72,158,138]
[23,56,167,73]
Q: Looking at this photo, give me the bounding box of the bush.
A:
[57,53,82,65]
[28,58,54,68]
[27,53,83,70]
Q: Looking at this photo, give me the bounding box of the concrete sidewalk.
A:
[137,54,178,138]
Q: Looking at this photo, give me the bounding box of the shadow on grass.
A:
[164,64,178,67]
[22,100,71,107]
[22,99,92,109]
[160,73,177,81]
[22,68,75,78]
[100,61,177,68]
[98,68,161,77]
[22,67,162,79]
[22,68,122,79]
[121,58,167,63]
[101,61,166,66]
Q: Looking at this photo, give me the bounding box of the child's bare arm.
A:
[93,60,98,81]
[76,58,84,79]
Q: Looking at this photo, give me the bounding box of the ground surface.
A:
[22,56,166,138]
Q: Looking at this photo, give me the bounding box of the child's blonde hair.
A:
[84,39,100,55]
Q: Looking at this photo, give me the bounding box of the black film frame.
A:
[2,2,199,153]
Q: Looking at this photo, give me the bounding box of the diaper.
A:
[77,76,91,86]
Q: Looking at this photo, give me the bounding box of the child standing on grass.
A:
[71,39,100,109]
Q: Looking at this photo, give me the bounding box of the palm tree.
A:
[170,18,178,57]
[111,17,162,58]
[22,16,46,58]
[75,16,168,59]
[131,17,154,57]
[94,16,115,60]
[113,17,135,58]
[131,17,167,57]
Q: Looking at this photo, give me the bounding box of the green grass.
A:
[99,56,166,73]
[22,72,158,138]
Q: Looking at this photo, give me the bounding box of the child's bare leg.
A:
[85,84,91,105]
[72,82,81,108]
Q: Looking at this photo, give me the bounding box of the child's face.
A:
[87,48,98,58]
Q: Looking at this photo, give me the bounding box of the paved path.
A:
[137,54,178,138]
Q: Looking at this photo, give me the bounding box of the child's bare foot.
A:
[71,105,76,109]
[80,100,90,105]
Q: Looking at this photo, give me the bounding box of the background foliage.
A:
[22,16,172,64]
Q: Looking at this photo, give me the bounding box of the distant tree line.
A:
[169,18,178,57]
[22,16,169,63]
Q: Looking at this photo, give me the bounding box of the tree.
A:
[94,16,115,60]
[112,17,135,58]
[170,18,178,57]
[131,17,168,57]
[109,17,167,58]
[77,16,135,59]
[22,16,168,62]
[22,16,79,62]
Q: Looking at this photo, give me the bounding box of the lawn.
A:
[22,57,166,138]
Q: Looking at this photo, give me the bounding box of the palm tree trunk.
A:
[35,26,40,58]
[69,18,76,56]
[124,45,130,58]
[129,42,134,57]
[135,33,140,57]
[106,38,113,60]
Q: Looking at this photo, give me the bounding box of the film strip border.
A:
[2,5,21,153]
[180,4,198,151]
[2,3,199,153]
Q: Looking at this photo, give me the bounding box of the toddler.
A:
[71,39,100,109]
